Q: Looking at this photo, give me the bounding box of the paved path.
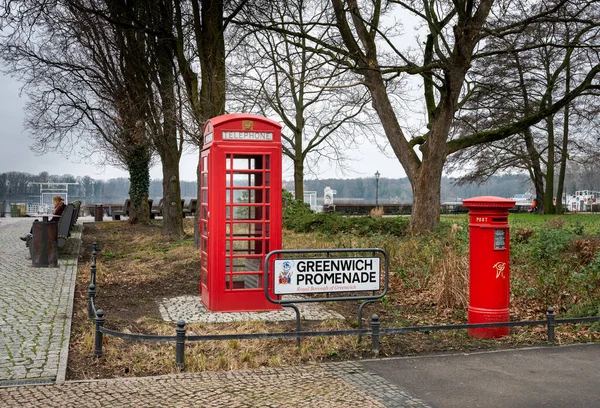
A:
[0,217,80,385]
[0,362,431,407]
[361,343,600,408]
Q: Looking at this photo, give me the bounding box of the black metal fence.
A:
[87,243,600,371]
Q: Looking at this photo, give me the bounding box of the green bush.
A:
[285,210,409,237]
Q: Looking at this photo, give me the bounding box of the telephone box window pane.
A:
[265,189,270,203]
[233,173,256,187]
[226,206,231,220]
[202,155,208,171]
[265,155,270,169]
[202,190,208,203]
[265,173,270,186]
[201,206,208,219]
[230,189,255,204]
[265,223,270,237]
[202,173,208,187]
[231,241,257,255]
[226,189,231,203]
[201,238,207,251]
[234,206,249,219]
[233,157,256,170]
[245,190,256,203]
[494,229,506,249]
[225,273,261,289]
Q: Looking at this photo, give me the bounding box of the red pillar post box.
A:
[462,196,516,338]
[199,114,282,312]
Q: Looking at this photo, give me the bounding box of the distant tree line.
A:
[4,167,597,207]
[0,172,198,205]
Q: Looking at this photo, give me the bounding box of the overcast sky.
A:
[0,72,408,183]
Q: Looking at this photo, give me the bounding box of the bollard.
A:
[94,309,105,358]
[175,320,186,370]
[547,307,556,343]
[88,284,96,319]
[371,314,380,356]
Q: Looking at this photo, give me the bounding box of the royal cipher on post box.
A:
[200,114,282,312]
[462,196,516,338]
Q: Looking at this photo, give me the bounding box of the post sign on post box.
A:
[462,196,516,338]
[199,114,283,312]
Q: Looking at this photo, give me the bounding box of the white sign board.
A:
[323,186,336,206]
[274,257,380,294]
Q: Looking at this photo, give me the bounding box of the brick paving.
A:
[0,362,432,407]
[159,295,345,323]
[0,217,81,385]
[0,216,433,407]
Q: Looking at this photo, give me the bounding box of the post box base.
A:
[468,306,510,339]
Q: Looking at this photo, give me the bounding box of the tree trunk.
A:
[153,2,184,237]
[192,0,226,247]
[127,146,151,224]
[294,127,304,199]
[523,128,545,214]
[161,150,184,236]
[556,107,569,214]
[411,162,443,232]
[544,117,556,214]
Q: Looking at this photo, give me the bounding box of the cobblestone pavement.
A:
[0,362,432,407]
[159,295,345,323]
[0,217,80,385]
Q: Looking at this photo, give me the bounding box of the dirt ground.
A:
[66,220,599,380]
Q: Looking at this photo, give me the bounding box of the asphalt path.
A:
[360,343,600,408]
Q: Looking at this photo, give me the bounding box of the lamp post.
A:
[375,170,380,207]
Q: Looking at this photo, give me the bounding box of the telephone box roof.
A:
[205,113,282,129]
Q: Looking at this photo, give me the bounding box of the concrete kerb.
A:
[55,221,84,384]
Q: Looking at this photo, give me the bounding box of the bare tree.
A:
[229,0,375,199]
[245,0,600,231]
[1,0,154,222]
[450,3,600,214]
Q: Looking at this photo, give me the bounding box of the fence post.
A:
[175,320,186,371]
[94,309,105,358]
[546,306,556,343]
[371,314,380,356]
[90,257,97,287]
[88,284,96,319]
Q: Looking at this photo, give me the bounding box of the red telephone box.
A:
[462,196,516,338]
[200,114,282,312]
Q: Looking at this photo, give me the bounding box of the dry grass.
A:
[370,207,384,218]
[67,218,600,380]
[432,224,469,310]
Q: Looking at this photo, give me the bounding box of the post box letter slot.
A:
[494,229,506,250]
[492,217,507,222]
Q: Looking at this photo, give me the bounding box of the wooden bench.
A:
[111,199,130,220]
[29,202,79,267]
[183,199,197,218]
